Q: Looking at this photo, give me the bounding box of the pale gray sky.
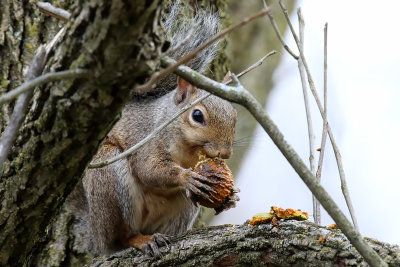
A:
[213,0,400,245]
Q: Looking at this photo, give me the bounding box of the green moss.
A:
[1,79,10,89]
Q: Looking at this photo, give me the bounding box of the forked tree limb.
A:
[89,50,275,168]
[278,1,360,233]
[161,56,388,266]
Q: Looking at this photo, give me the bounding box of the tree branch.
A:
[91,221,400,266]
[88,93,210,168]
[0,45,47,168]
[0,69,91,105]
[262,0,298,59]
[296,8,319,225]
[134,8,270,94]
[278,0,360,233]
[316,23,329,184]
[161,56,387,267]
[36,1,71,22]
[89,51,276,168]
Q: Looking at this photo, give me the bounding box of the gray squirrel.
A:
[70,3,239,256]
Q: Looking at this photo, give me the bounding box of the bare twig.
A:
[278,1,359,232]
[89,51,275,168]
[0,28,66,169]
[36,2,71,22]
[296,8,320,225]
[134,8,270,94]
[262,0,298,59]
[316,23,329,185]
[237,51,276,78]
[163,57,387,267]
[0,70,91,105]
[88,94,209,168]
[0,46,47,168]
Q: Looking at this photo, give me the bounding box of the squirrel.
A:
[69,4,239,256]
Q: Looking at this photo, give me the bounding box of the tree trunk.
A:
[0,0,229,265]
[0,0,164,265]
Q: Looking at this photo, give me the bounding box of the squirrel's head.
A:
[173,77,237,163]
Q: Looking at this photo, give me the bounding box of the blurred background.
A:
[211,0,400,245]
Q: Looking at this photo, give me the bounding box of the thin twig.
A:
[226,50,276,84]
[0,46,47,168]
[0,70,91,105]
[88,94,210,168]
[36,2,71,22]
[0,28,65,169]
[89,51,275,168]
[296,8,320,225]
[278,0,359,232]
[262,0,298,59]
[316,23,329,185]
[134,8,270,94]
[164,57,387,267]
[237,51,276,78]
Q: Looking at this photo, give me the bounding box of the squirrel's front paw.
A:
[214,186,240,215]
[185,170,218,205]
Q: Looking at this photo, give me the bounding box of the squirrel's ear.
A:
[174,77,197,106]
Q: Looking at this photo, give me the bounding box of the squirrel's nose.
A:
[208,149,231,159]
[219,149,232,159]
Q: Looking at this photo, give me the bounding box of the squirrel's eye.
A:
[192,109,205,124]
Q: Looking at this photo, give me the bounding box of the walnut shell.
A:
[193,157,234,208]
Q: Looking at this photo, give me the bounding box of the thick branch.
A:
[91,221,400,266]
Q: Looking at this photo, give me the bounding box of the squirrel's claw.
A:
[154,233,170,248]
[232,186,240,194]
[190,172,219,184]
[187,182,215,203]
[144,233,170,258]
[214,189,240,215]
[145,242,162,258]
[190,174,218,194]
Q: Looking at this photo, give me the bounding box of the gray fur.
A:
[153,2,220,94]
[69,6,237,256]
[164,2,220,73]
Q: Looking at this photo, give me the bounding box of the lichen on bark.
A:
[90,220,400,266]
[0,0,164,265]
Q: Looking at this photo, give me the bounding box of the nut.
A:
[193,157,234,208]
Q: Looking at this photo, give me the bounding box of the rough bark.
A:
[0,0,163,265]
[87,220,399,266]
[0,0,230,265]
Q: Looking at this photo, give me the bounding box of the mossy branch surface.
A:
[91,221,399,266]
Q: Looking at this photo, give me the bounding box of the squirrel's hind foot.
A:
[126,233,170,258]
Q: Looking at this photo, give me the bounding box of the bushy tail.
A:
[163,2,220,74]
[150,3,220,95]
